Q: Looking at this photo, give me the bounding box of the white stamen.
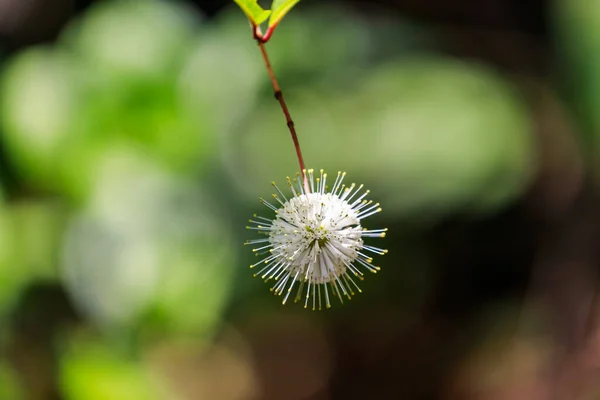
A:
[247,169,387,309]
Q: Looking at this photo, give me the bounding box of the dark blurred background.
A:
[0,0,599,399]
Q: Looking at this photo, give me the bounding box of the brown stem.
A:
[253,25,310,193]
[260,25,277,43]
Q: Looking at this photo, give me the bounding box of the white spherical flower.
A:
[246,169,387,310]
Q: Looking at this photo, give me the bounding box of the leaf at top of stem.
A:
[269,0,301,28]
[233,0,271,25]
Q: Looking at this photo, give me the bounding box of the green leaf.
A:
[233,0,271,25]
[269,0,301,27]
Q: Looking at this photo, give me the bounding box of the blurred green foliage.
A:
[554,0,600,160]
[1,0,212,201]
[0,362,24,400]
[0,0,545,397]
[61,154,235,335]
[59,337,165,400]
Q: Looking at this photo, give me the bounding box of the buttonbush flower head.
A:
[246,169,387,309]
[235,0,387,309]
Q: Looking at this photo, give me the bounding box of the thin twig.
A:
[254,25,310,193]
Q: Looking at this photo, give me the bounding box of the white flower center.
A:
[269,192,363,284]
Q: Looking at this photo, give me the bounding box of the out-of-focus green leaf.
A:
[54,78,213,203]
[179,10,263,133]
[265,6,371,82]
[553,0,600,157]
[0,363,24,400]
[355,58,535,216]
[1,12,212,202]
[59,338,164,400]
[61,0,199,78]
[0,208,18,319]
[61,152,235,336]
[0,0,212,201]
[0,200,68,320]
[7,201,67,281]
[227,56,535,220]
[233,0,271,25]
[269,0,301,27]
[0,47,85,187]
